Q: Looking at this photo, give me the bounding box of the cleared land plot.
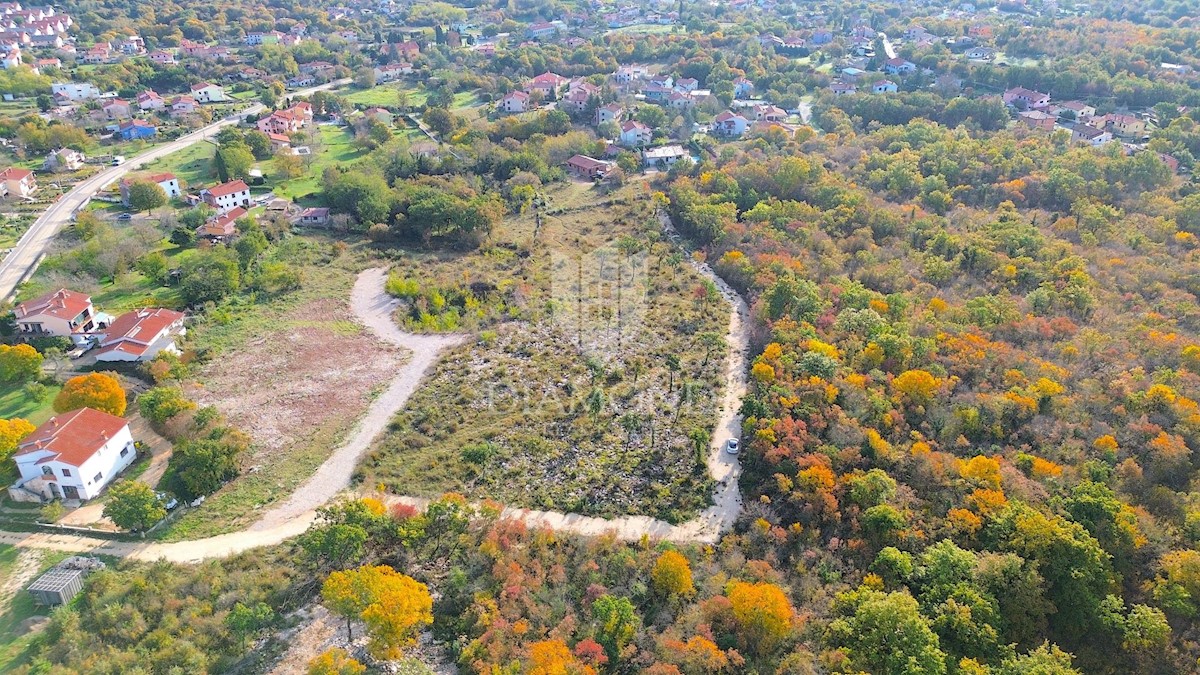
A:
[139,139,219,190]
[341,83,429,108]
[359,182,727,523]
[153,239,409,540]
[266,125,366,202]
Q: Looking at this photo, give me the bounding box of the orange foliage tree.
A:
[53,372,127,416]
[891,369,940,406]
[725,580,796,656]
[527,639,597,675]
[321,565,433,659]
[307,647,366,675]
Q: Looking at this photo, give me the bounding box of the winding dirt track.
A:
[0,222,751,561]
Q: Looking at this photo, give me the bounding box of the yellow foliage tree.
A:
[663,635,730,674]
[726,581,796,656]
[959,455,1002,490]
[527,639,596,675]
[321,565,433,660]
[891,369,940,406]
[1144,384,1178,409]
[1093,435,1119,453]
[751,362,776,384]
[0,417,35,463]
[947,508,983,535]
[966,488,1008,516]
[307,648,366,675]
[1030,456,1063,480]
[651,550,695,598]
[53,372,126,416]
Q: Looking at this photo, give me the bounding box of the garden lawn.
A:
[607,23,677,34]
[267,125,365,203]
[341,83,428,108]
[0,381,59,425]
[138,139,219,190]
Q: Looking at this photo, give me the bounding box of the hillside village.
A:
[0,0,1198,673]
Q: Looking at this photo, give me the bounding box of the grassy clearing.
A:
[608,23,678,35]
[139,139,219,191]
[267,125,366,203]
[341,83,429,108]
[151,238,406,541]
[360,182,727,523]
[0,382,61,425]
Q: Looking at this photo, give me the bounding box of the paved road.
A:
[0,79,349,302]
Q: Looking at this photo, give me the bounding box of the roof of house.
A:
[1006,86,1049,99]
[566,154,611,171]
[1074,124,1107,139]
[197,206,246,237]
[190,81,219,91]
[95,308,184,357]
[205,180,249,198]
[1019,110,1055,120]
[268,132,291,143]
[886,57,912,66]
[0,166,33,181]
[102,98,128,107]
[714,110,748,123]
[14,407,129,467]
[146,172,176,184]
[118,119,155,130]
[503,90,530,100]
[1061,100,1092,111]
[15,288,89,321]
[621,120,649,132]
[300,207,329,217]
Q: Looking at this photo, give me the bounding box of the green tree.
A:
[102,480,167,532]
[592,595,640,664]
[829,586,947,675]
[215,144,255,182]
[180,250,241,305]
[225,601,275,646]
[136,250,169,283]
[126,180,168,213]
[243,130,273,160]
[137,387,197,425]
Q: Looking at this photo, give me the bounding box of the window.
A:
[41,466,52,476]
[93,472,103,483]
[120,447,129,458]
[62,468,71,477]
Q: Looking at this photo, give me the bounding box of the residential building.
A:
[50,82,99,101]
[102,98,130,119]
[201,180,251,212]
[871,80,898,94]
[1073,123,1113,146]
[619,120,652,147]
[147,49,175,64]
[120,172,180,205]
[1054,100,1096,120]
[13,288,94,342]
[297,206,330,226]
[115,119,156,140]
[613,65,648,84]
[196,205,246,240]
[268,132,291,151]
[0,165,34,198]
[93,308,186,362]
[374,62,411,82]
[829,82,857,96]
[1019,110,1056,131]
[1101,113,1147,138]
[965,46,995,60]
[711,110,751,138]
[526,71,567,97]
[499,90,530,114]
[190,82,226,103]
[565,154,614,179]
[643,144,688,168]
[884,58,917,75]
[44,147,83,172]
[733,77,754,99]
[595,102,623,126]
[752,104,787,122]
[1003,87,1051,110]
[169,95,197,116]
[136,90,164,111]
[526,20,566,40]
[257,109,302,134]
[8,408,137,502]
[392,41,420,60]
[364,107,393,124]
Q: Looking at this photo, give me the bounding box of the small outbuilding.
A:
[27,556,105,606]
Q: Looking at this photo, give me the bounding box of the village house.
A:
[169,95,197,116]
[752,104,788,122]
[1019,110,1057,131]
[667,92,694,110]
[884,58,917,75]
[190,82,227,103]
[296,206,330,226]
[117,35,144,55]
[196,205,246,241]
[102,98,131,119]
[526,71,568,98]
[392,40,420,60]
[115,119,156,141]
[136,90,164,111]
[50,82,99,101]
[364,107,393,125]
[43,147,82,172]
[1053,100,1096,121]
[562,82,599,113]
[711,110,751,138]
[0,166,35,198]
[81,42,113,64]
[147,49,174,65]
[499,90,530,114]
[201,180,251,212]
[643,144,688,168]
[8,407,137,503]
[526,20,566,40]
[1003,87,1051,110]
[1100,113,1147,138]
[257,108,302,134]
[829,81,857,96]
[13,288,95,342]
[619,120,653,147]
[595,102,622,126]
[1073,123,1113,146]
[871,80,898,94]
[374,62,412,82]
[565,154,614,179]
[93,308,186,362]
[613,65,648,84]
[120,172,180,205]
[268,132,291,151]
[733,77,754,99]
[244,30,284,46]
[965,46,995,60]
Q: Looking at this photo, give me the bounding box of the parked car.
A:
[726,438,739,454]
[117,213,132,220]
[157,492,178,510]
[111,155,125,166]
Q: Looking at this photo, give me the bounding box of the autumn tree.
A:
[592,594,640,664]
[321,565,433,659]
[54,372,127,416]
[0,343,42,382]
[527,639,597,675]
[307,648,366,675]
[892,369,941,406]
[725,581,796,656]
[0,417,35,463]
[652,550,696,599]
[103,480,166,532]
[127,180,168,213]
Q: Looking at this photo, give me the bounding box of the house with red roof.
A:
[197,205,246,240]
[136,89,164,111]
[499,90,530,114]
[120,172,180,205]
[8,407,136,502]
[0,166,35,198]
[565,154,614,179]
[711,110,751,138]
[526,71,568,97]
[190,81,227,103]
[619,120,652,147]
[13,288,96,343]
[201,180,250,212]
[94,307,185,363]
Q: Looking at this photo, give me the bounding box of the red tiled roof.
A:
[197,206,246,237]
[566,154,610,171]
[95,307,183,355]
[0,167,33,181]
[205,180,249,198]
[146,172,176,184]
[15,288,90,321]
[14,407,129,468]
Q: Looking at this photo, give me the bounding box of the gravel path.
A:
[0,234,751,558]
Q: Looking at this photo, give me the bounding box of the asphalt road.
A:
[0,78,349,301]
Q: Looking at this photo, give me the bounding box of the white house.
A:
[374,62,412,82]
[499,90,530,114]
[93,307,186,362]
[871,80,898,94]
[1073,123,1113,146]
[120,172,181,205]
[136,90,164,111]
[45,147,83,172]
[884,58,917,75]
[190,82,227,103]
[619,120,652,147]
[13,288,96,343]
[595,102,622,126]
[50,82,100,101]
[201,179,251,212]
[643,144,688,168]
[8,408,136,502]
[711,111,751,138]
